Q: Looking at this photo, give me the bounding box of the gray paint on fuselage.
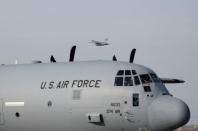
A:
[0,60,189,131]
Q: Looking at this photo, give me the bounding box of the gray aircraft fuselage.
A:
[0,61,190,131]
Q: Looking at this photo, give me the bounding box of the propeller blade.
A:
[50,55,56,63]
[69,46,76,62]
[129,49,136,63]
[113,55,117,61]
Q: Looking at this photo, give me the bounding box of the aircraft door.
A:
[122,96,135,122]
[0,99,4,125]
[121,93,144,131]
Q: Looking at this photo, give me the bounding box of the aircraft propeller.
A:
[50,55,56,63]
[50,45,76,63]
[69,45,76,62]
[112,48,136,63]
[112,55,117,61]
[50,46,135,63]
[129,48,136,63]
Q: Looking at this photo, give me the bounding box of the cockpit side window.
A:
[143,86,152,92]
[150,73,161,83]
[140,74,152,84]
[115,77,123,86]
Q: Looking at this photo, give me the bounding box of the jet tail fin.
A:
[104,38,109,42]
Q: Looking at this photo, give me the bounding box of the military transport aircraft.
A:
[0,46,190,131]
[89,38,109,46]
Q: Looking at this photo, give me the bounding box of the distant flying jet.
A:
[89,38,109,46]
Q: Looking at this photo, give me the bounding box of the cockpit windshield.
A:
[114,70,160,87]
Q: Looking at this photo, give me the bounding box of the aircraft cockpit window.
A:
[115,70,134,87]
[134,76,141,85]
[114,77,123,86]
[143,86,152,92]
[117,70,124,75]
[125,70,131,75]
[150,73,160,83]
[115,70,139,87]
[132,70,137,75]
[140,74,152,84]
[124,77,133,86]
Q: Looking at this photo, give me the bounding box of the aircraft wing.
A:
[160,78,185,84]
[95,42,103,46]
[89,40,102,46]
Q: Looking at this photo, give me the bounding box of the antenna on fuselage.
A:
[129,49,136,63]
[69,45,76,62]
[50,55,56,63]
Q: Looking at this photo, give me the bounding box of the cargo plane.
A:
[0,46,190,131]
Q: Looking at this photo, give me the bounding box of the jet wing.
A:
[160,78,185,84]
[95,42,103,46]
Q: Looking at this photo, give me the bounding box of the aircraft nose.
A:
[148,96,190,131]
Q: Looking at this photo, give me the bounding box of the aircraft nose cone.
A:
[148,96,190,131]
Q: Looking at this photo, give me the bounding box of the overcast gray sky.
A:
[0,0,198,125]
